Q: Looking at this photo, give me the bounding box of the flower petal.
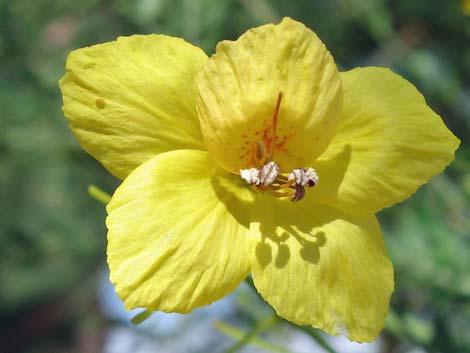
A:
[196,17,342,173]
[59,35,208,179]
[106,150,254,312]
[311,67,460,215]
[250,194,393,342]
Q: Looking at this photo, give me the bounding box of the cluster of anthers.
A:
[239,92,319,202]
[240,162,319,202]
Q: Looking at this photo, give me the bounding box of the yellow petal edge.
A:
[60,35,208,180]
[250,194,394,342]
[106,149,255,312]
[197,17,343,173]
[311,67,460,215]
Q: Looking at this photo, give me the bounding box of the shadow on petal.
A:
[310,143,351,202]
[211,169,256,228]
[299,231,325,264]
[252,143,352,270]
[275,240,290,268]
[255,241,273,269]
[255,214,329,268]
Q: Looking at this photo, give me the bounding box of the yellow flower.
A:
[59,18,459,342]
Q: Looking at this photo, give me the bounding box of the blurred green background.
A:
[0,0,468,352]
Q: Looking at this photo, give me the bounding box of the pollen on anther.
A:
[288,168,319,187]
[240,168,260,186]
[259,161,279,186]
[95,98,106,109]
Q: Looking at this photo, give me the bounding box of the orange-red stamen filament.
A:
[269,179,295,190]
[272,191,294,198]
[268,91,283,159]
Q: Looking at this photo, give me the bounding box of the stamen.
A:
[268,92,283,159]
[240,168,260,186]
[255,140,267,165]
[276,174,289,182]
[291,185,306,202]
[269,179,296,190]
[288,168,319,187]
[240,161,280,187]
[272,190,295,198]
[240,128,319,202]
[305,168,319,187]
[258,161,279,186]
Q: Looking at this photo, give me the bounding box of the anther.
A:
[291,184,306,202]
[287,167,319,202]
[240,163,318,203]
[288,168,319,187]
[259,161,280,186]
[240,160,280,188]
[240,168,260,186]
[255,140,267,165]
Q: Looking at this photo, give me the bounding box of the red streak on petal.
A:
[268,92,283,159]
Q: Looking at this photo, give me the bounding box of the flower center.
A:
[240,162,319,202]
[239,92,319,202]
